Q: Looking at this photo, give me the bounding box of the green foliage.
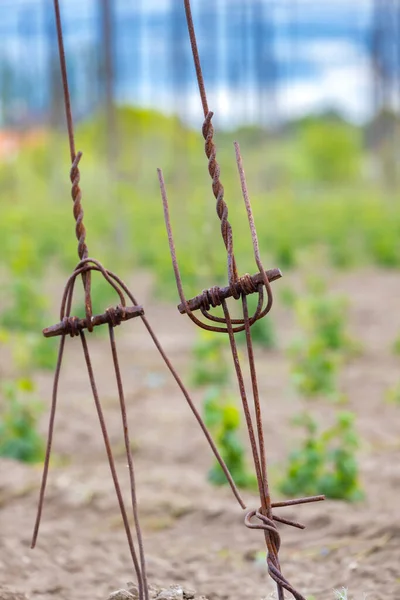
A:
[203,387,257,490]
[289,337,339,397]
[298,118,362,183]
[295,278,353,352]
[0,278,48,332]
[279,412,363,502]
[279,285,297,308]
[386,383,400,405]
[191,330,230,387]
[11,333,58,372]
[288,279,357,399]
[0,378,45,463]
[392,335,400,356]
[0,107,399,317]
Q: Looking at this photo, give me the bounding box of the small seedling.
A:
[386,383,400,405]
[280,411,363,501]
[203,386,257,490]
[334,589,348,600]
[289,337,339,398]
[288,278,357,399]
[0,378,45,463]
[190,329,230,387]
[295,278,355,354]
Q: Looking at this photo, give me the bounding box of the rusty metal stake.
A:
[32,4,247,600]
[158,2,326,599]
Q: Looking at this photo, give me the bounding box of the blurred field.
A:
[0,107,399,292]
[0,107,400,599]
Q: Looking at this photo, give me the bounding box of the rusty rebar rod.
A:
[53,0,92,321]
[157,2,326,599]
[177,269,282,314]
[43,305,144,338]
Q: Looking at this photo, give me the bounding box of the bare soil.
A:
[1,269,400,600]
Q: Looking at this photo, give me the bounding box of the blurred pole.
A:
[253,0,278,130]
[237,0,247,119]
[245,0,254,120]
[170,0,188,119]
[253,0,263,127]
[100,0,116,169]
[47,3,64,132]
[99,0,124,250]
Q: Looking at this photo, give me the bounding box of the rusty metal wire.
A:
[53,0,92,324]
[183,0,238,293]
[158,2,326,599]
[33,6,247,600]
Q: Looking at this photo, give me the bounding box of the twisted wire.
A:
[70,152,89,263]
[53,0,92,322]
[183,0,239,290]
[245,510,306,600]
[62,316,80,338]
[159,4,325,598]
[202,112,239,291]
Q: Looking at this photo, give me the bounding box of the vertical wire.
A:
[108,324,149,600]
[31,335,67,548]
[80,331,145,600]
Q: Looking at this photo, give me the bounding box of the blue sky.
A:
[0,0,378,127]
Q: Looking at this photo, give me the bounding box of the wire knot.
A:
[106,305,126,328]
[62,316,80,338]
[245,509,307,600]
[238,273,257,296]
[245,509,281,551]
[199,286,223,311]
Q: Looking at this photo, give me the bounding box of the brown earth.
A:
[1,269,400,600]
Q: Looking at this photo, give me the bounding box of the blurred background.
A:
[0,0,399,286]
[0,2,400,597]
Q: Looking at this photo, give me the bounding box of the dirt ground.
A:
[1,268,400,600]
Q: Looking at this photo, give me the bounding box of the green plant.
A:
[11,333,59,372]
[236,315,276,349]
[298,117,362,183]
[190,330,230,387]
[392,335,400,356]
[279,285,297,308]
[295,278,354,353]
[203,386,257,490]
[289,337,339,398]
[0,378,45,463]
[279,411,363,501]
[334,589,348,600]
[288,279,357,399]
[0,278,48,332]
[386,383,400,405]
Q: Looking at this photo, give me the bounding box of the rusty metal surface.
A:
[43,305,144,338]
[177,269,282,314]
[158,2,326,599]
